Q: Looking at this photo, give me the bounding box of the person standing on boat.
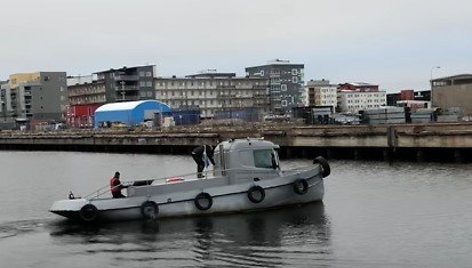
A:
[191,145,215,178]
[110,171,128,198]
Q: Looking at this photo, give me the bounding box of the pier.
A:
[0,122,471,162]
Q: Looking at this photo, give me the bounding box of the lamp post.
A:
[430,66,440,108]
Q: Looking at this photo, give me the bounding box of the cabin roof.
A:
[217,138,279,152]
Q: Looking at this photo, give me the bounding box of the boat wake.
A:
[0,218,50,240]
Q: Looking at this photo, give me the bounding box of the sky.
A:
[0,0,471,92]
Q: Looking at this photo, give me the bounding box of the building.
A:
[66,74,104,128]
[338,82,378,92]
[386,89,431,112]
[431,74,472,116]
[337,82,386,114]
[245,59,304,114]
[67,65,156,128]
[0,72,67,130]
[95,65,156,102]
[155,71,270,119]
[387,89,431,106]
[94,100,171,128]
[305,79,337,110]
[0,81,12,128]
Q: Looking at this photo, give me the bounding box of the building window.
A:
[281,84,287,91]
[146,81,152,87]
[139,71,145,77]
[292,69,298,75]
[281,100,288,107]
[292,77,298,83]
[146,72,152,77]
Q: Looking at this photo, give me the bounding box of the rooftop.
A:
[431,74,472,82]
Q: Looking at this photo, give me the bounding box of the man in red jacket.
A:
[110,171,127,198]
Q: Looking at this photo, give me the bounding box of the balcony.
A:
[115,93,139,102]
[218,85,236,89]
[113,75,139,81]
[115,85,138,91]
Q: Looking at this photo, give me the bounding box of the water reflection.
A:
[49,202,331,267]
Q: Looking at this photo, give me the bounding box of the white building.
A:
[155,72,270,119]
[306,79,337,110]
[337,90,387,114]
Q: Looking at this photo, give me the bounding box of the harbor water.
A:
[0,151,471,267]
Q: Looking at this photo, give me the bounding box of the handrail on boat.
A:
[81,164,318,200]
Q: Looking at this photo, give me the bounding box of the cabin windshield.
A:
[253,149,278,169]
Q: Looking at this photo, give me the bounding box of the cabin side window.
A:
[239,150,253,167]
[253,149,275,169]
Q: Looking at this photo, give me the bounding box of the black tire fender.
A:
[293,178,309,195]
[194,192,213,211]
[141,201,159,220]
[247,185,265,203]
[313,156,330,178]
[79,204,98,223]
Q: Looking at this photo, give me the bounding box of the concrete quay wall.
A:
[0,123,471,162]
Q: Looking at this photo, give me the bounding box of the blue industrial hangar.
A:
[94,100,172,128]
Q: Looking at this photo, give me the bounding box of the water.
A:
[0,151,471,267]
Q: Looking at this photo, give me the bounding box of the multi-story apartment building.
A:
[306,79,338,110]
[67,65,155,128]
[155,71,270,119]
[245,59,304,114]
[0,72,67,129]
[432,74,472,116]
[0,81,9,126]
[337,82,386,114]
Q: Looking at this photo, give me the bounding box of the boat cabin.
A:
[214,138,281,183]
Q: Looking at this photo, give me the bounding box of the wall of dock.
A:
[0,123,471,163]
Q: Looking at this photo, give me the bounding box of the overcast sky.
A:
[1,0,471,91]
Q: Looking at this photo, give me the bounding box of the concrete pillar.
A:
[454,149,462,163]
[286,147,292,158]
[383,149,390,162]
[353,149,360,160]
[326,149,333,159]
[416,149,424,162]
[301,148,307,158]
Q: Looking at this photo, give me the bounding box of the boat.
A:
[50,138,330,222]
